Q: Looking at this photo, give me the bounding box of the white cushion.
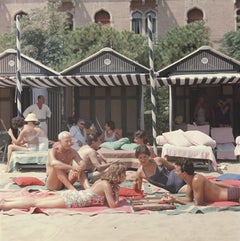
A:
[184,130,216,148]
[211,127,234,144]
[162,129,192,147]
[236,136,240,145]
[156,135,168,146]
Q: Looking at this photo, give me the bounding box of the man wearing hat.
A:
[23,95,51,135]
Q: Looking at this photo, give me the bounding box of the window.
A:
[187,8,203,23]
[236,9,240,29]
[132,11,143,34]
[67,12,73,30]
[94,10,110,26]
[145,11,156,34]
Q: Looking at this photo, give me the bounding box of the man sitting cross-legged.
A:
[46,131,89,191]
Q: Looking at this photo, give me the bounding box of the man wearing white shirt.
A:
[23,95,51,135]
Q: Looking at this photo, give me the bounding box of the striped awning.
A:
[0,73,150,88]
[156,73,240,87]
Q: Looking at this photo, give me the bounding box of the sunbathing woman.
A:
[0,162,126,211]
[134,144,186,194]
[6,114,39,172]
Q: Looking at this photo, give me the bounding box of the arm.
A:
[9,129,26,146]
[104,182,119,208]
[96,152,108,163]
[133,168,143,192]
[23,105,33,118]
[155,157,175,170]
[211,180,233,188]
[192,175,206,205]
[115,129,122,140]
[89,151,110,171]
[162,184,194,205]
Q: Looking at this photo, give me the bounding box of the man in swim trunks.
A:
[162,159,240,205]
[46,131,88,191]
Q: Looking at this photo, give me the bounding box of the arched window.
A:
[236,9,240,29]
[132,11,143,34]
[67,12,73,30]
[14,11,27,20]
[187,8,203,23]
[145,11,156,34]
[94,10,110,26]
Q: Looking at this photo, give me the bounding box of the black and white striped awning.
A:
[0,73,150,88]
[156,74,240,87]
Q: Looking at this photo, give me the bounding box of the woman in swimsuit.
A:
[101,120,122,142]
[6,114,39,171]
[134,144,186,193]
[0,162,126,210]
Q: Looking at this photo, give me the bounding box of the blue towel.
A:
[216,173,240,181]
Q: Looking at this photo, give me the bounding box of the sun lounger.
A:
[156,129,217,171]
[8,151,48,172]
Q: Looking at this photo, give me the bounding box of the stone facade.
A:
[0,0,239,46]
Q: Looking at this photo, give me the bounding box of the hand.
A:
[72,165,82,173]
[77,140,83,146]
[161,193,175,203]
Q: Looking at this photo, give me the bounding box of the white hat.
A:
[24,113,39,122]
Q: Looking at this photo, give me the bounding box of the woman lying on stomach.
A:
[0,162,126,211]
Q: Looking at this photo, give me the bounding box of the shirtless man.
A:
[77,133,110,184]
[46,131,88,191]
[162,159,240,205]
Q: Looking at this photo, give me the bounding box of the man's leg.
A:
[45,168,75,190]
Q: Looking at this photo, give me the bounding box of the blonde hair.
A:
[58,131,70,140]
[101,161,126,184]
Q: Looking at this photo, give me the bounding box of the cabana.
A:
[0,48,151,140]
[156,46,240,162]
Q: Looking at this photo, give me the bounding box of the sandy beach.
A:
[1,161,240,241]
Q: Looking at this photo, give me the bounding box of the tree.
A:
[220,29,240,61]
[154,21,211,70]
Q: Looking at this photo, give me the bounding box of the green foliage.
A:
[60,24,147,70]
[154,21,211,70]
[220,29,240,61]
[0,32,15,52]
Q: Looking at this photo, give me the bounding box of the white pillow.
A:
[156,135,168,146]
[211,127,234,144]
[162,129,192,147]
[236,136,240,145]
[184,130,216,148]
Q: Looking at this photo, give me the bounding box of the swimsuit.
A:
[228,187,240,201]
[143,165,185,193]
[104,131,116,142]
[60,189,105,208]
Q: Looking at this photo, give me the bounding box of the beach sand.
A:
[1,161,240,241]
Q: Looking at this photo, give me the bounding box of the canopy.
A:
[0,73,150,88]
[156,73,240,87]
